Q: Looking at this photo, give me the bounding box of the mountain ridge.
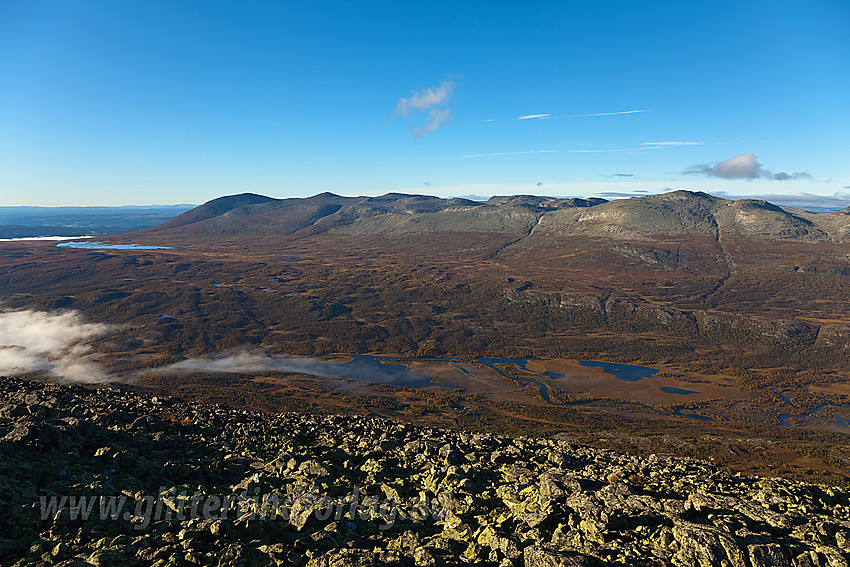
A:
[137,190,850,242]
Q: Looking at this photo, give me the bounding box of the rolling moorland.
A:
[3,190,850,483]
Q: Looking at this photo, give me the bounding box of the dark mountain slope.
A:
[133,192,606,242]
[143,190,850,243]
[152,193,278,230]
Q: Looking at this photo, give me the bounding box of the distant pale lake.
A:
[56,242,173,250]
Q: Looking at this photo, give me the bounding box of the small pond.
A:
[660,386,699,395]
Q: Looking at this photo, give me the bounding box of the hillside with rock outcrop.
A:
[1,376,849,566]
[136,191,850,242]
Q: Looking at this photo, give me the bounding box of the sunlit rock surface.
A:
[1,376,849,566]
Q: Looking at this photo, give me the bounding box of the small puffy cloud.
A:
[688,153,761,178]
[395,81,454,117]
[685,153,812,181]
[0,309,115,382]
[394,81,454,136]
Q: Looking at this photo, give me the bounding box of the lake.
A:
[579,360,659,382]
[56,242,173,250]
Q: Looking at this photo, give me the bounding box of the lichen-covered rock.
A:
[0,376,849,566]
[306,548,407,567]
[523,545,596,567]
[748,543,792,567]
[672,523,746,567]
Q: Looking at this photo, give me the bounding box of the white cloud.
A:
[515,109,650,121]
[414,108,452,138]
[0,309,115,382]
[397,81,453,116]
[685,153,812,181]
[155,351,436,387]
[517,114,552,120]
[642,142,702,146]
[394,80,454,136]
[458,150,556,158]
[562,109,651,118]
[569,146,664,153]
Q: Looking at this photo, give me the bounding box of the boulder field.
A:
[0,376,848,566]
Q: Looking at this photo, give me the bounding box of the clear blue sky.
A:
[1,0,848,206]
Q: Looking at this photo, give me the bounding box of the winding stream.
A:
[773,388,850,427]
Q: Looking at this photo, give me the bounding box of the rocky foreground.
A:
[1,377,849,567]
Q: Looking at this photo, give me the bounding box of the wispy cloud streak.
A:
[458,144,681,158]
[569,146,664,153]
[562,109,651,118]
[515,109,651,121]
[642,141,701,146]
[458,150,556,158]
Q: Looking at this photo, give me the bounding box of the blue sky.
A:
[1,0,848,206]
